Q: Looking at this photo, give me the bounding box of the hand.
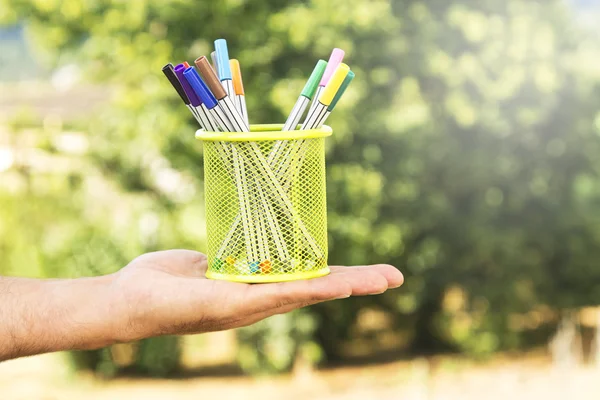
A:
[109,250,403,342]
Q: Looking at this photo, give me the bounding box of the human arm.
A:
[0,250,403,361]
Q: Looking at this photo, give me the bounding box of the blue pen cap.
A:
[183,67,219,110]
[214,39,232,81]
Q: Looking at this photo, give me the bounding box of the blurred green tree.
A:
[2,0,600,375]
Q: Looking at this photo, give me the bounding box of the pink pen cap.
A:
[319,48,345,87]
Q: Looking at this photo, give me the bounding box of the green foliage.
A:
[2,0,600,376]
[66,337,180,378]
[236,309,322,374]
[134,336,181,376]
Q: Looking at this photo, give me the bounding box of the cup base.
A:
[205,267,331,283]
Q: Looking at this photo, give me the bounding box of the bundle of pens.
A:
[162,39,354,283]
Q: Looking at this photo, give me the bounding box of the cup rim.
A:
[195,124,332,142]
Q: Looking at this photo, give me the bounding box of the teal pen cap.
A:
[328,70,355,111]
[301,59,327,100]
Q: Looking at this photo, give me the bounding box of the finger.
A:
[239,265,399,314]
[221,266,404,330]
[330,264,404,288]
[237,273,353,315]
[327,268,389,296]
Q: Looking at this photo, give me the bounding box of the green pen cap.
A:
[301,59,327,99]
[328,70,355,111]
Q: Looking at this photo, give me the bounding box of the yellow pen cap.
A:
[230,59,245,95]
[318,63,350,106]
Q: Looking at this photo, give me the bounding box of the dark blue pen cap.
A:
[174,63,202,107]
[214,39,232,81]
[183,67,218,110]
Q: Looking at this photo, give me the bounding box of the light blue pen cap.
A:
[214,39,232,81]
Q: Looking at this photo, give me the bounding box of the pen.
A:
[210,51,219,74]
[314,70,355,128]
[186,64,288,264]
[174,63,219,132]
[278,66,352,190]
[302,63,350,130]
[230,59,249,126]
[195,56,323,259]
[214,39,236,100]
[267,59,327,167]
[184,66,260,263]
[183,66,234,132]
[233,149,259,268]
[306,48,345,115]
[195,56,248,132]
[281,59,327,132]
[161,63,204,128]
[251,175,269,273]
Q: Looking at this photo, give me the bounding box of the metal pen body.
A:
[315,110,331,129]
[186,105,205,129]
[208,104,235,131]
[218,96,249,132]
[266,96,310,166]
[301,102,328,130]
[282,96,310,132]
[222,79,235,101]
[195,105,219,131]
[306,86,325,115]
[237,94,248,126]
[211,51,219,74]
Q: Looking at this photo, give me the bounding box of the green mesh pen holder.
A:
[196,124,331,283]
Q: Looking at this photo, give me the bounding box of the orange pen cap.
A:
[230,59,245,95]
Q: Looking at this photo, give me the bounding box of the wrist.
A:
[54,274,122,351]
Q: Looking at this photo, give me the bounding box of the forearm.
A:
[0,275,121,361]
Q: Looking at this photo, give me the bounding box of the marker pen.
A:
[281,59,327,132]
[268,59,327,166]
[161,63,204,128]
[195,56,248,132]
[306,48,345,115]
[210,51,219,75]
[314,70,355,128]
[230,59,249,126]
[174,63,219,131]
[214,39,236,100]
[301,63,350,130]
[183,66,234,132]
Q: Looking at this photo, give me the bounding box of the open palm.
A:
[110,250,403,341]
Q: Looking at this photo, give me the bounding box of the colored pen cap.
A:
[210,51,219,73]
[183,67,218,110]
[195,56,227,100]
[318,63,350,106]
[214,39,232,81]
[229,59,244,95]
[328,70,355,111]
[174,63,202,107]
[301,59,327,99]
[183,61,190,68]
[162,63,190,105]
[319,48,345,87]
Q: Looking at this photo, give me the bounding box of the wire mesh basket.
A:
[196,124,331,283]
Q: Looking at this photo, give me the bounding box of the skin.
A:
[0,250,403,362]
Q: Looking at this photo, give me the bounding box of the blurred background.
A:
[1,0,600,398]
